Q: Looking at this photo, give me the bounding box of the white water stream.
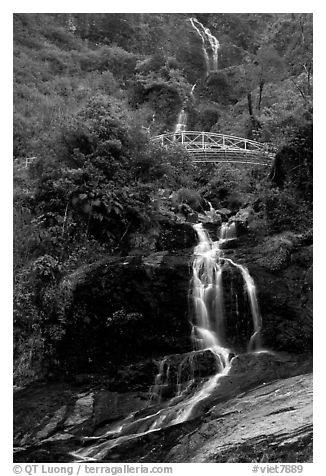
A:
[174,108,187,133]
[189,17,220,73]
[72,219,262,461]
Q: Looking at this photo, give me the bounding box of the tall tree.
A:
[255,45,285,110]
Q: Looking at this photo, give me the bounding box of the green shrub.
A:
[199,164,255,209]
[173,188,202,211]
[259,184,312,233]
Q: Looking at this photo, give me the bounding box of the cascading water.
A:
[150,222,262,423]
[174,108,187,133]
[220,222,237,240]
[147,223,261,417]
[173,18,220,136]
[189,18,210,71]
[204,25,220,72]
[190,83,197,101]
[149,356,171,402]
[72,217,262,461]
[223,257,262,351]
[189,17,220,73]
[191,224,228,356]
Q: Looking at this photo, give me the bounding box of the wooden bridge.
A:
[151,131,275,166]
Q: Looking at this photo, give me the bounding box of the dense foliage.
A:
[13,13,312,384]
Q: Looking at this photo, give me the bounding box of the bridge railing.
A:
[25,156,37,167]
[151,131,275,158]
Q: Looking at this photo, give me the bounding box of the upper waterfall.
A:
[189,17,220,74]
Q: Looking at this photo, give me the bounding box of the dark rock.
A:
[92,391,149,432]
[156,218,197,251]
[291,245,313,267]
[248,264,312,353]
[14,354,312,464]
[216,208,232,220]
[127,231,158,254]
[216,230,313,354]
[35,406,67,440]
[151,349,222,399]
[166,373,312,463]
[55,226,312,377]
[202,222,221,240]
[122,211,197,255]
[114,360,159,391]
[64,392,94,429]
[219,263,256,353]
[219,238,238,250]
[176,203,198,223]
[197,209,222,225]
[57,252,193,375]
[232,207,255,236]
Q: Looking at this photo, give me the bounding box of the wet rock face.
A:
[231,233,313,354]
[13,382,150,452]
[55,225,312,378]
[166,372,312,463]
[250,262,312,353]
[221,264,255,353]
[13,354,312,464]
[151,349,222,400]
[57,252,193,375]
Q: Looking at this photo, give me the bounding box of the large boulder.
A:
[232,207,255,235]
[156,218,197,251]
[151,349,223,400]
[56,252,193,375]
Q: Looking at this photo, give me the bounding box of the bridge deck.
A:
[151,131,275,166]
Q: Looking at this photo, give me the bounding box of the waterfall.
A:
[150,221,261,421]
[191,224,227,355]
[72,219,262,461]
[189,17,220,74]
[149,356,171,402]
[223,257,262,351]
[204,25,220,72]
[189,18,210,71]
[205,200,217,220]
[220,222,237,240]
[174,108,187,134]
[190,83,197,101]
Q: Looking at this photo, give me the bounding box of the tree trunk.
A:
[258,81,264,111]
[247,92,253,117]
[247,92,261,139]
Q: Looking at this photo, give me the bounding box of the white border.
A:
[3,3,323,474]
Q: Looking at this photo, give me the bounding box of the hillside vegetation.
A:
[13,13,312,384]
